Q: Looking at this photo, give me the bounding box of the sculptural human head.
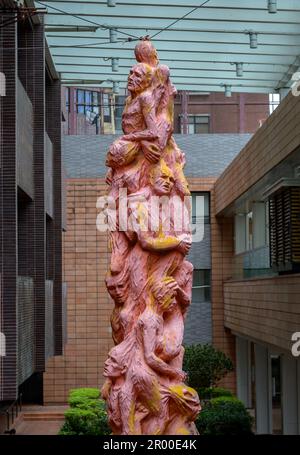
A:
[127,63,154,94]
[106,267,130,306]
[106,138,140,169]
[103,345,127,378]
[151,276,178,313]
[150,159,174,196]
[134,38,159,67]
[156,64,177,97]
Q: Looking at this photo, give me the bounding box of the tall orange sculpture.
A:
[102,38,201,435]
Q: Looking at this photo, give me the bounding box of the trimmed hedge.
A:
[59,388,110,435]
[197,387,234,400]
[196,396,253,435]
[69,388,100,400]
[183,344,234,389]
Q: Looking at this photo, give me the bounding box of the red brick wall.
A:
[44,179,113,403]
[174,92,269,134]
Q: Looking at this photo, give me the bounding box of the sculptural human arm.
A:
[101,378,112,400]
[122,94,161,163]
[174,261,193,310]
[142,318,185,381]
[176,287,191,308]
[138,232,192,254]
[122,94,158,142]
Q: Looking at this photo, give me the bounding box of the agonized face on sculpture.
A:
[106,271,129,305]
[103,352,125,378]
[127,63,153,94]
[157,64,176,96]
[151,160,174,196]
[151,277,178,313]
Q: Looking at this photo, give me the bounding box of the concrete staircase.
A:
[13,406,67,435]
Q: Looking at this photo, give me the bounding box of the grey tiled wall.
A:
[184,301,212,345]
[62,133,252,179]
[62,133,252,348]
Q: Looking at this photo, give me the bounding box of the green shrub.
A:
[69,388,100,400]
[196,396,253,435]
[197,387,234,400]
[68,396,106,411]
[183,344,234,389]
[59,388,110,435]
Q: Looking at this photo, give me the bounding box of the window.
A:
[235,202,269,254]
[253,202,268,249]
[269,93,280,115]
[235,214,247,254]
[269,187,300,273]
[191,192,210,224]
[246,211,253,251]
[65,87,70,113]
[103,93,112,122]
[114,95,126,133]
[77,89,85,113]
[76,89,99,114]
[192,269,211,302]
[180,115,210,134]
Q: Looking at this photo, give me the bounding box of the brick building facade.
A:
[43,134,251,403]
[62,87,269,137]
[214,91,300,434]
[0,0,65,427]
[174,92,269,134]
[44,92,300,435]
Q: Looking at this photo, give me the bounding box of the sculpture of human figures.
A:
[102,37,200,435]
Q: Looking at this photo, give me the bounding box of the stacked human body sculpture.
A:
[102,39,200,435]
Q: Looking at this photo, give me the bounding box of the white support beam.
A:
[254,344,272,434]
[35,0,300,94]
[281,355,299,435]
[42,0,300,10]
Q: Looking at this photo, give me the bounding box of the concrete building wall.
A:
[214,92,300,214]
[224,274,300,352]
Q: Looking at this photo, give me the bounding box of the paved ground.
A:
[14,420,63,435]
[13,405,67,436]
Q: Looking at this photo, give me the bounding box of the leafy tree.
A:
[183,343,234,389]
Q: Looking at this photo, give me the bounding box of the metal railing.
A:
[0,393,22,434]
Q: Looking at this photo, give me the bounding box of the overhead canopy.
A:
[33,0,300,93]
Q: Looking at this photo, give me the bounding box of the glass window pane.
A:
[104,107,111,122]
[77,90,84,104]
[188,123,195,134]
[192,269,211,302]
[92,91,98,104]
[195,116,209,124]
[193,269,211,286]
[195,123,209,134]
[192,286,210,302]
[103,93,109,105]
[85,91,92,105]
[191,192,210,224]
